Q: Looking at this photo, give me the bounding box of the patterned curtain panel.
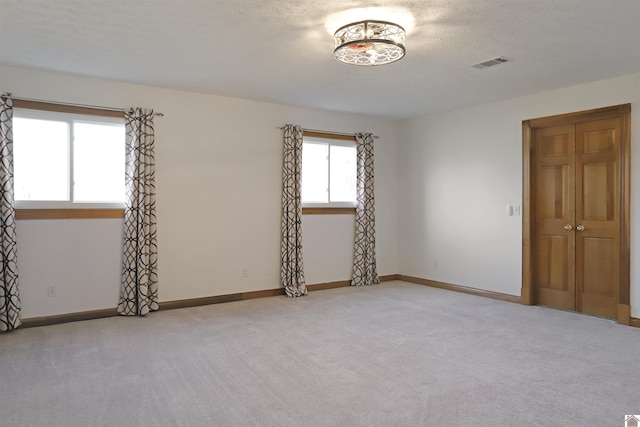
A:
[118,108,159,316]
[351,133,380,287]
[0,94,21,332]
[280,124,307,297]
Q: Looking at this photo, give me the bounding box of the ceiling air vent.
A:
[472,56,510,69]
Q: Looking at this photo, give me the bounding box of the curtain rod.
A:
[2,93,164,117]
[277,126,379,139]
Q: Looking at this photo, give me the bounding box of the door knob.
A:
[576,225,586,232]
[564,224,573,231]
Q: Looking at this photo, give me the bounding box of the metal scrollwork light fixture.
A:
[334,20,406,66]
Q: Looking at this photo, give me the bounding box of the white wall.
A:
[2,65,400,318]
[4,64,638,320]
[398,73,640,316]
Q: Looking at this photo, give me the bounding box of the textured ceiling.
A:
[1,0,639,118]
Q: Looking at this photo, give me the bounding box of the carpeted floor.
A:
[1,281,639,427]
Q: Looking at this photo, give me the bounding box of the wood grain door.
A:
[534,125,576,311]
[531,114,625,319]
[575,118,621,318]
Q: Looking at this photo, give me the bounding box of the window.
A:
[301,135,357,208]
[13,106,126,210]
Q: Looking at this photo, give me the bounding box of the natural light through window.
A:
[301,136,356,207]
[13,118,69,201]
[329,145,356,202]
[73,122,125,202]
[302,142,329,203]
[13,109,125,208]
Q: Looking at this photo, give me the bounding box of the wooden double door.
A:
[523,105,630,321]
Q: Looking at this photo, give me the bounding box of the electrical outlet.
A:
[47,284,56,297]
[242,268,248,278]
[433,260,439,270]
[513,205,521,216]
[265,267,272,275]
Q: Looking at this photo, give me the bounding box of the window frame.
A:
[12,100,126,220]
[301,131,357,214]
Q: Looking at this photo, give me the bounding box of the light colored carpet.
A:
[1,281,639,427]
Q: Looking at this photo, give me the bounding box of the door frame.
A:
[521,104,631,324]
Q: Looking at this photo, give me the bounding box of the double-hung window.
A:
[12,103,126,214]
[301,133,357,209]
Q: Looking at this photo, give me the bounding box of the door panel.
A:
[536,235,569,290]
[534,125,575,311]
[583,129,614,154]
[538,165,569,219]
[536,235,572,309]
[582,163,614,221]
[581,238,616,296]
[575,118,621,318]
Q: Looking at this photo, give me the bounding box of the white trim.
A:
[302,202,357,208]
[15,202,125,210]
[302,135,357,207]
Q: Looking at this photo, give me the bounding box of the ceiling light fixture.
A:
[334,20,406,66]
